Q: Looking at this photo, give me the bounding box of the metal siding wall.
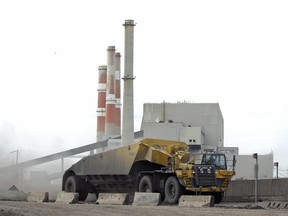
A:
[141,103,224,147]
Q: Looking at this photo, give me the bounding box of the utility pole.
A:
[274,162,279,179]
[10,149,19,164]
[253,153,258,203]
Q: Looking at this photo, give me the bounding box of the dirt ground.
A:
[0,201,288,216]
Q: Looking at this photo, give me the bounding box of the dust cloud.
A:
[0,123,82,200]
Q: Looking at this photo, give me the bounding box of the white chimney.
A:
[122,20,136,146]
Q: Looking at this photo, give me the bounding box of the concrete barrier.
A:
[279,202,288,209]
[55,192,79,204]
[178,195,214,207]
[267,201,288,209]
[27,192,49,202]
[132,192,160,206]
[85,193,97,202]
[0,190,27,201]
[96,193,128,205]
[251,201,270,209]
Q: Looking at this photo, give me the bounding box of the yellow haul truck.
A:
[62,138,235,204]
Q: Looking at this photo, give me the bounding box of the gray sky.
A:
[0,1,288,176]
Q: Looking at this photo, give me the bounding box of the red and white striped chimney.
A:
[114,52,121,135]
[96,65,107,141]
[105,46,116,137]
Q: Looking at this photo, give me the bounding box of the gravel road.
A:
[0,201,288,216]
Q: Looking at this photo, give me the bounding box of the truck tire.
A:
[164,176,183,204]
[214,192,224,204]
[64,175,88,201]
[138,175,153,192]
[65,176,78,192]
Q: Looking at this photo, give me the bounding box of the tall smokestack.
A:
[96,65,107,141]
[105,46,116,137]
[114,52,121,135]
[122,20,135,146]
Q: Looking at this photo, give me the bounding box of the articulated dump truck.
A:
[62,138,235,204]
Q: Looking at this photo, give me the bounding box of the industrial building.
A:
[141,102,224,148]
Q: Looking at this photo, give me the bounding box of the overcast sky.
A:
[0,1,288,176]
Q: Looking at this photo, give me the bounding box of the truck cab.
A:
[201,153,228,170]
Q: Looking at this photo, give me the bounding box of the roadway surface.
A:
[0,201,287,216]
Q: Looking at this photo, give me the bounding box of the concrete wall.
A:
[226,154,273,180]
[224,178,288,202]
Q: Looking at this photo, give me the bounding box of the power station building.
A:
[141,103,224,148]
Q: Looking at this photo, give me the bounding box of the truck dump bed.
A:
[62,138,189,194]
[65,138,189,176]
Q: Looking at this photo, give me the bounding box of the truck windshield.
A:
[201,154,227,170]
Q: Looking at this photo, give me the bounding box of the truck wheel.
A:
[138,175,153,192]
[164,176,183,204]
[64,175,88,201]
[78,190,88,201]
[214,192,224,204]
[65,176,78,193]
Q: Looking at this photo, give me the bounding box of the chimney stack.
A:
[105,46,116,137]
[96,65,107,141]
[122,20,135,146]
[114,52,121,134]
